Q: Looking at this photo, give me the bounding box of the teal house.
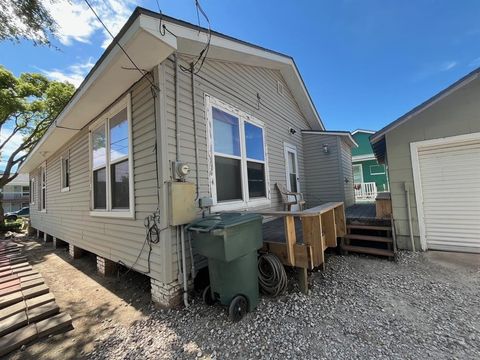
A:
[351,130,389,201]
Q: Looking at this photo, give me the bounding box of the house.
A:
[351,129,389,201]
[1,174,30,213]
[19,7,355,307]
[370,67,480,254]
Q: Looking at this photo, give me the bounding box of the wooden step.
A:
[344,234,393,243]
[341,244,394,257]
[347,224,392,231]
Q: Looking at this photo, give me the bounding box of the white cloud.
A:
[439,61,457,72]
[39,57,95,87]
[46,0,136,48]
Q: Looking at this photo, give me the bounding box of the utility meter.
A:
[173,161,190,180]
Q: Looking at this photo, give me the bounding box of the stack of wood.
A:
[0,241,72,356]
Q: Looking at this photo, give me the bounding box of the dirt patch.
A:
[5,234,151,359]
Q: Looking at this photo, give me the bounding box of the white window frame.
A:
[29,177,35,205]
[88,93,134,219]
[205,94,271,212]
[40,163,46,212]
[369,164,385,175]
[352,164,364,184]
[60,150,70,192]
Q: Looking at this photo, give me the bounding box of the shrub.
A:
[0,219,24,232]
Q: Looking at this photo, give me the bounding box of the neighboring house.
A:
[371,67,480,254]
[19,8,355,307]
[351,129,389,201]
[1,174,30,212]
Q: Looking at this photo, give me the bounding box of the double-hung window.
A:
[206,95,270,211]
[90,94,134,218]
[61,151,70,192]
[29,178,35,205]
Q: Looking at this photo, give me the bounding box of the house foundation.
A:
[96,256,116,276]
[68,244,84,259]
[150,279,183,308]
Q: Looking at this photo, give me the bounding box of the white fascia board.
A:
[302,131,358,147]
[352,154,376,162]
[20,16,177,173]
[352,129,375,135]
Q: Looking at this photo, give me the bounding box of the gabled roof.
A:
[301,130,358,148]
[20,7,324,173]
[371,66,480,146]
[351,129,375,135]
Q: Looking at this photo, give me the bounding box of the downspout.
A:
[404,182,415,251]
[174,53,180,162]
[180,225,189,307]
[190,62,200,200]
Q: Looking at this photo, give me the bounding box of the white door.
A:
[413,136,480,253]
[284,144,300,210]
[353,164,363,185]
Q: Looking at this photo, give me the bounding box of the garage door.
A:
[417,138,480,253]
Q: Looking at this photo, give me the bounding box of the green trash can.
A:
[187,212,263,321]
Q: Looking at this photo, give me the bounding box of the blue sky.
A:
[2,0,480,133]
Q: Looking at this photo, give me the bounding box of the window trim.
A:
[40,163,46,212]
[88,93,135,219]
[29,177,35,205]
[60,150,70,192]
[369,164,385,175]
[206,94,271,212]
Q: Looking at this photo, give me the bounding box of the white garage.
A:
[411,133,480,253]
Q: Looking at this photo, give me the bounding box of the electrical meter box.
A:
[169,181,197,226]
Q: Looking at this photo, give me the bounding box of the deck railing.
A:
[354,182,377,201]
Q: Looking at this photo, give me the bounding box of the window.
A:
[40,164,46,211]
[89,94,133,218]
[61,151,70,191]
[29,178,35,204]
[207,96,270,210]
[370,164,385,175]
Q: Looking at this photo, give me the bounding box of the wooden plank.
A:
[0,262,29,273]
[35,312,72,338]
[27,302,59,323]
[263,242,290,266]
[0,323,37,357]
[0,291,24,309]
[293,244,310,269]
[0,284,21,298]
[334,204,347,237]
[25,293,55,310]
[347,224,392,231]
[284,216,296,266]
[322,209,337,248]
[301,216,323,267]
[0,310,28,337]
[341,244,394,257]
[22,285,49,300]
[0,301,26,321]
[344,234,393,243]
[224,201,345,217]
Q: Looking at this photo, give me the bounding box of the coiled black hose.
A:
[258,253,287,296]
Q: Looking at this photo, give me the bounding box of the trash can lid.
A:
[187,212,262,232]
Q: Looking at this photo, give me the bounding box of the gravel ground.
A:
[88,252,480,360]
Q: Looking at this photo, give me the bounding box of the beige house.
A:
[371,67,480,254]
[20,8,356,307]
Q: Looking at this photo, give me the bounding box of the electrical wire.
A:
[258,253,288,296]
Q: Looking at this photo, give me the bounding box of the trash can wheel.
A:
[228,295,248,322]
[202,286,215,306]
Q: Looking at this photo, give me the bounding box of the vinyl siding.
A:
[161,56,314,274]
[340,138,355,207]
[29,77,164,281]
[302,133,344,207]
[385,76,480,250]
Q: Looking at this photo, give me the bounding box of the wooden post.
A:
[284,216,296,266]
[296,267,308,295]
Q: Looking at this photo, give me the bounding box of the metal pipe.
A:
[180,225,189,307]
[174,53,180,162]
[404,182,415,251]
[190,62,200,200]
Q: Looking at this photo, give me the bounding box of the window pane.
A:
[93,168,107,209]
[65,159,69,187]
[111,160,129,209]
[92,126,106,168]
[213,107,240,156]
[215,156,242,202]
[110,108,129,162]
[245,122,264,161]
[289,174,298,192]
[247,161,266,198]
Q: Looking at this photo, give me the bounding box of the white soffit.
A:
[20,15,177,173]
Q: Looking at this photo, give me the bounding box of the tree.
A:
[0,65,75,222]
[0,0,57,46]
